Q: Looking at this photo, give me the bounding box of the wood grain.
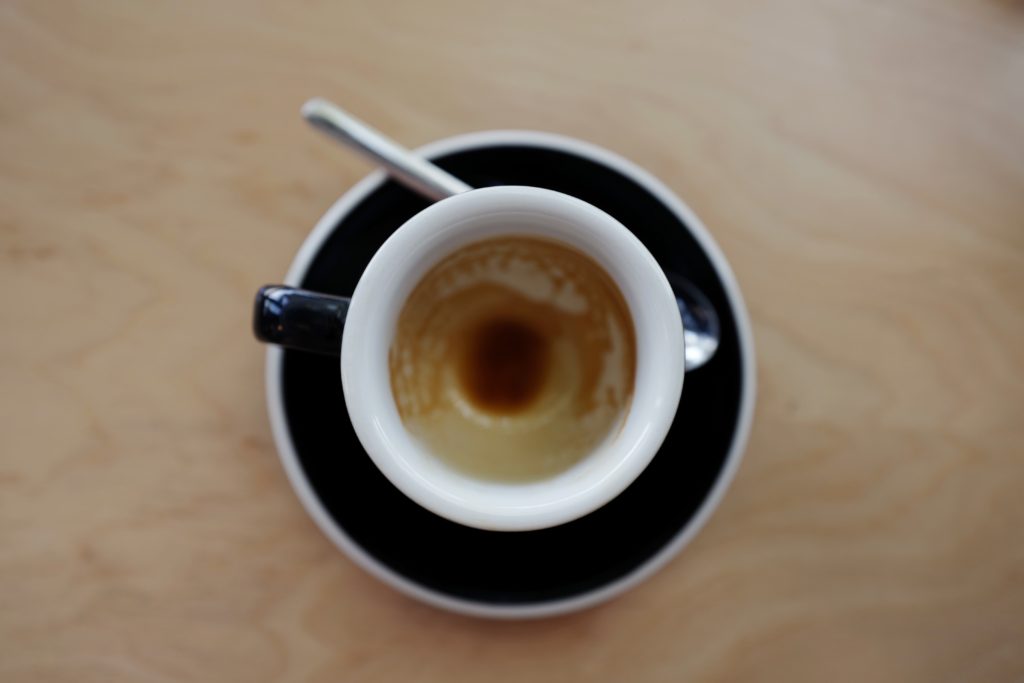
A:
[2,0,1023,680]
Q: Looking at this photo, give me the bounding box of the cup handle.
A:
[252,285,350,356]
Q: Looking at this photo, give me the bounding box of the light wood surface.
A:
[2,1,1023,680]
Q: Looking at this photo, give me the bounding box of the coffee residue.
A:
[458,315,552,413]
[389,235,636,482]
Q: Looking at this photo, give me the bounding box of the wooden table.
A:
[2,1,1022,680]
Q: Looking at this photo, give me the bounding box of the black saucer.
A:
[278,141,749,608]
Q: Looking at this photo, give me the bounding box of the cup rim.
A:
[340,185,685,532]
[265,130,756,618]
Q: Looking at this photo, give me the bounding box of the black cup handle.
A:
[253,285,351,356]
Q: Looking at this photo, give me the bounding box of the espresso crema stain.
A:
[389,235,636,482]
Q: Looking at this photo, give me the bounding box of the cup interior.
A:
[340,186,684,531]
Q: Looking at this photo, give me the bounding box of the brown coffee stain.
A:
[389,235,636,482]
[457,315,552,413]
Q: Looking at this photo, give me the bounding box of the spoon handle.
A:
[301,98,472,201]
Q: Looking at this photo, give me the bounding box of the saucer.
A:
[265,131,756,618]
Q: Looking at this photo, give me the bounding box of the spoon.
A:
[302,98,471,201]
[301,97,720,370]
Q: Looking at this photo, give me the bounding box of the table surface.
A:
[2,1,1023,681]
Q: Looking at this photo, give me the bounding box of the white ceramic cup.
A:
[256,185,685,531]
[338,185,684,531]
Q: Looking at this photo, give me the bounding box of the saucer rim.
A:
[265,130,757,619]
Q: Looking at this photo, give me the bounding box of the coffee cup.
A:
[254,185,692,531]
